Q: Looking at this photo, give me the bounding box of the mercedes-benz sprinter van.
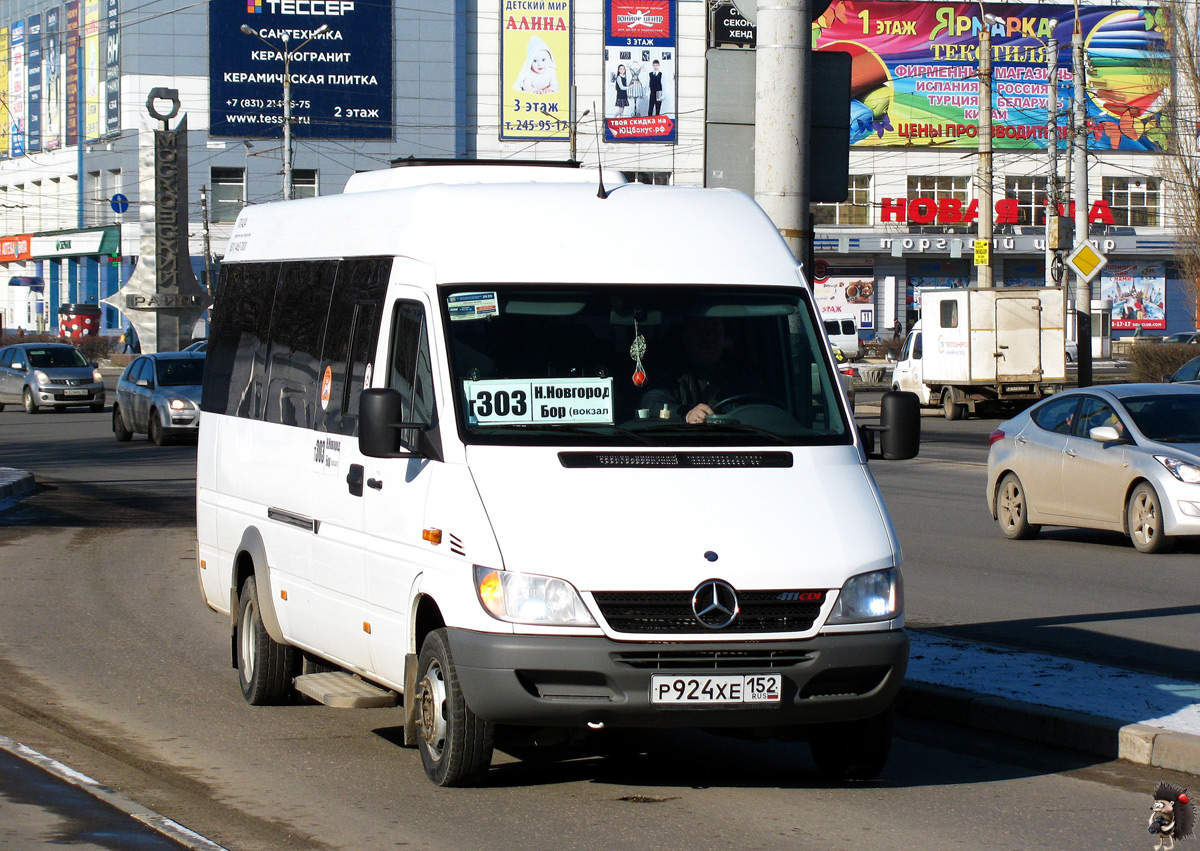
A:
[196,162,919,787]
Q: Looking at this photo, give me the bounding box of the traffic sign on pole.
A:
[1066,242,1107,283]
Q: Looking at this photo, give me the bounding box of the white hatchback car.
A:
[986,384,1200,553]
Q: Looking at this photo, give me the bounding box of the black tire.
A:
[0,402,5,412]
[996,472,1040,540]
[809,706,894,781]
[149,410,170,446]
[416,628,494,787]
[23,388,38,414]
[1128,482,1172,554]
[942,389,964,421]
[236,575,297,705]
[113,406,133,442]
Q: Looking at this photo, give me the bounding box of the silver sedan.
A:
[986,384,1200,553]
[112,352,204,445]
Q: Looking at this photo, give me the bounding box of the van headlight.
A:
[826,568,902,624]
[34,370,50,385]
[474,566,596,626]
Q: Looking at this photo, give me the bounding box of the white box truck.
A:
[196,161,920,788]
[892,287,1066,419]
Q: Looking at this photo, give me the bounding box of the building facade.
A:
[0,0,1187,345]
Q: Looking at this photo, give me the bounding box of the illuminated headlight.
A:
[474,566,596,626]
[34,370,50,384]
[92,368,103,382]
[1156,455,1200,484]
[169,398,192,411]
[826,568,902,624]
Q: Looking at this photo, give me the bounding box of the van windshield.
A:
[442,285,852,447]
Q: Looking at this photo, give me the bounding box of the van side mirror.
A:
[860,390,920,460]
[359,387,443,462]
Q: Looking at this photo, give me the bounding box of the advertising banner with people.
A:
[604,0,676,143]
[500,0,573,142]
[812,0,1167,152]
[1101,261,1166,331]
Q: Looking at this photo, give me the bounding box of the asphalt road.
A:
[0,398,1197,849]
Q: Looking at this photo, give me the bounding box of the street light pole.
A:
[1045,34,1060,288]
[240,24,330,201]
[976,17,994,288]
[1072,2,1092,386]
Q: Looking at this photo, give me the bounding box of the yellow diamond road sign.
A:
[1066,242,1108,283]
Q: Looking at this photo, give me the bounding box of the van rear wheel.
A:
[237,575,297,705]
[808,706,894,781]
[416,628,493,787]
[942,389,964,420]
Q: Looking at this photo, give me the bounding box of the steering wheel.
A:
[709,393,785,414]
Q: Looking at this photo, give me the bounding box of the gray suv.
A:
[0,342,106,413]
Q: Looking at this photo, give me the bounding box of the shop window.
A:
[211,168,245,223]
[1004,176,1050,226]
[1103,177,1160,227]
[292,169,319,200]
[814,175,870,225]
[620,171,670,185]
[907,175,969,203]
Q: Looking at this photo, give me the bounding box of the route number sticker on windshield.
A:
[447,292,499,321]
[465,377,614,425]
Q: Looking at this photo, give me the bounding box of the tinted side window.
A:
[128,358,148,383]
[265,260,338,428]
[1031,395,1079,434]
[319,257,390,436]
[387,301,436,446]
[0,348,12,367]
[1178,359,1200,382]
[203,262,281,418]
[1073,397,1122,438]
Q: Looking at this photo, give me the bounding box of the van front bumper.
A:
[446,628,908,729]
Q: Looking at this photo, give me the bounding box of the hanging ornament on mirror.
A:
[630,319,647,386]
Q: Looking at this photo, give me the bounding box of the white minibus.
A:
[196,162,919,787]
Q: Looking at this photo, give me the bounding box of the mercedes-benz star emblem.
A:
[691,580,739,629]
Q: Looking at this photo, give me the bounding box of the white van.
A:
[822,316,860,360]
[196,162,919,787]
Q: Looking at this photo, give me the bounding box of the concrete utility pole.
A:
[1072,5,1093,386]
[754,0,811,267]
[976,19,994,288]
[241,24,329,201]
[1045,35,1059,288]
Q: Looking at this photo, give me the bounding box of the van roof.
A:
[224,178,803,287]
[345,163,628,193]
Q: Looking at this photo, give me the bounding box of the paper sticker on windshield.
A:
[320,365,333,410]
[466,377,614,425]
[448,292,499,321]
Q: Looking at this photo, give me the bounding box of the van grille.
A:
[592,590,825,634]
[613,649,813,669]
[559,452,793,468]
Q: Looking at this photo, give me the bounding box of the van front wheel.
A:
[416,628,493,787]
[237,575,296,705]
[808,706,894,781]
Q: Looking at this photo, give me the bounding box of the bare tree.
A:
[1163,0,1200,325]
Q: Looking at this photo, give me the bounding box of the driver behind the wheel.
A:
[640,316,739,425]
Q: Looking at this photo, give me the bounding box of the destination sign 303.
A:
[466,378,615,425]
[208,0,392,139]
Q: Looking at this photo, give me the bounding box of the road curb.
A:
[0,467,35,504]
[0,734,230,851]
[899,681,1200,774]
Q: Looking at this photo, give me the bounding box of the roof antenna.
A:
[592,102,608,199]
